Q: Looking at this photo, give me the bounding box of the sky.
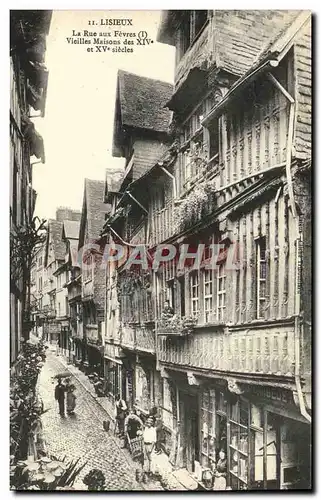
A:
[33,10,175,220]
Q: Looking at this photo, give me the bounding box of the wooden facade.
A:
[103,11,312,490]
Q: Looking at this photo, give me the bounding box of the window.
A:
[38,256,42,267]
[256,237,267,319]
[229,399,250,490]
[208,120,220,169]
[39,277,43,291]
[217,263,226,322]
[178,276,185,317]
[57,302,61,317]
[178,11,208,60]
[167,279,175,311]
[190,272,199,317]
[179,12,191,59]
[203,269,213,322]
[193,10,208,39]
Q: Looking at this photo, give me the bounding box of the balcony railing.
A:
[82,279,94,300]
[156,317,197,337]
[158,328,295,377]
[121,323,156,354]
[149,205,174,245]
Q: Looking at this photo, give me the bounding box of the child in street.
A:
[66,384,76,415]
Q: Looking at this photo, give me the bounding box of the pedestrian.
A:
[155,414,164,454]
[54,377,66,417]
[55,337,60,356]
[115,394,127,436]
[143,417,156,476]
[66,384,76,415]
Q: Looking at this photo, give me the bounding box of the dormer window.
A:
[177,11,208,62]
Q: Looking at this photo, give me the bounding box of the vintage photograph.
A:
[10,9,312,491]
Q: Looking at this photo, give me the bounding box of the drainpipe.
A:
[268,73,311,424]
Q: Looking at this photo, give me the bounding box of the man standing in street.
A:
[55,377,66,417]
[143,417,156,477]
[115,394,127,436]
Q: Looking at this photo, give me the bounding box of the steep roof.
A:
[79,179,111,245]
[214,10,302,77]
[62,220,80,240]
[113,70,173,156]
[47,219,65,262]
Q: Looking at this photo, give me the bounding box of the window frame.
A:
[256,237,267,319]
[203,268,213,323]
[190,271,200,317]
[217,263,226,322]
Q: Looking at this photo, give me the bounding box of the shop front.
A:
[198,383,311,490]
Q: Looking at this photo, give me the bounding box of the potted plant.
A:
[83,469,106,491]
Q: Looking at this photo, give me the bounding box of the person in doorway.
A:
[213,448,227,490]
[143,417,157,476]
[66,384,77,415]
[54,377,66,417]
[115,394,127,436]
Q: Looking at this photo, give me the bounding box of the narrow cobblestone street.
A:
[37,347,162,491]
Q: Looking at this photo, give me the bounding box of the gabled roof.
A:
[79,179,111,247]
[44,219,65,265]
[112,70,173,157]
[62,220,80,240]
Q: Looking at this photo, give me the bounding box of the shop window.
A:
[200,389,216,468]
[229,399,250,490]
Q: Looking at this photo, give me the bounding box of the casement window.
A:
[167,280,175,312]
[203,269,213,323]
[178,11,208,61]
[208,119,220,170]
[217,263,226,322]
[190,272,199,317]
[256,237,267,319]
[178,276,185,317]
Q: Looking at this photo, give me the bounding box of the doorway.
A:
[180,391,199,473]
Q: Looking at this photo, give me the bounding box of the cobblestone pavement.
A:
[37,349,163,491]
